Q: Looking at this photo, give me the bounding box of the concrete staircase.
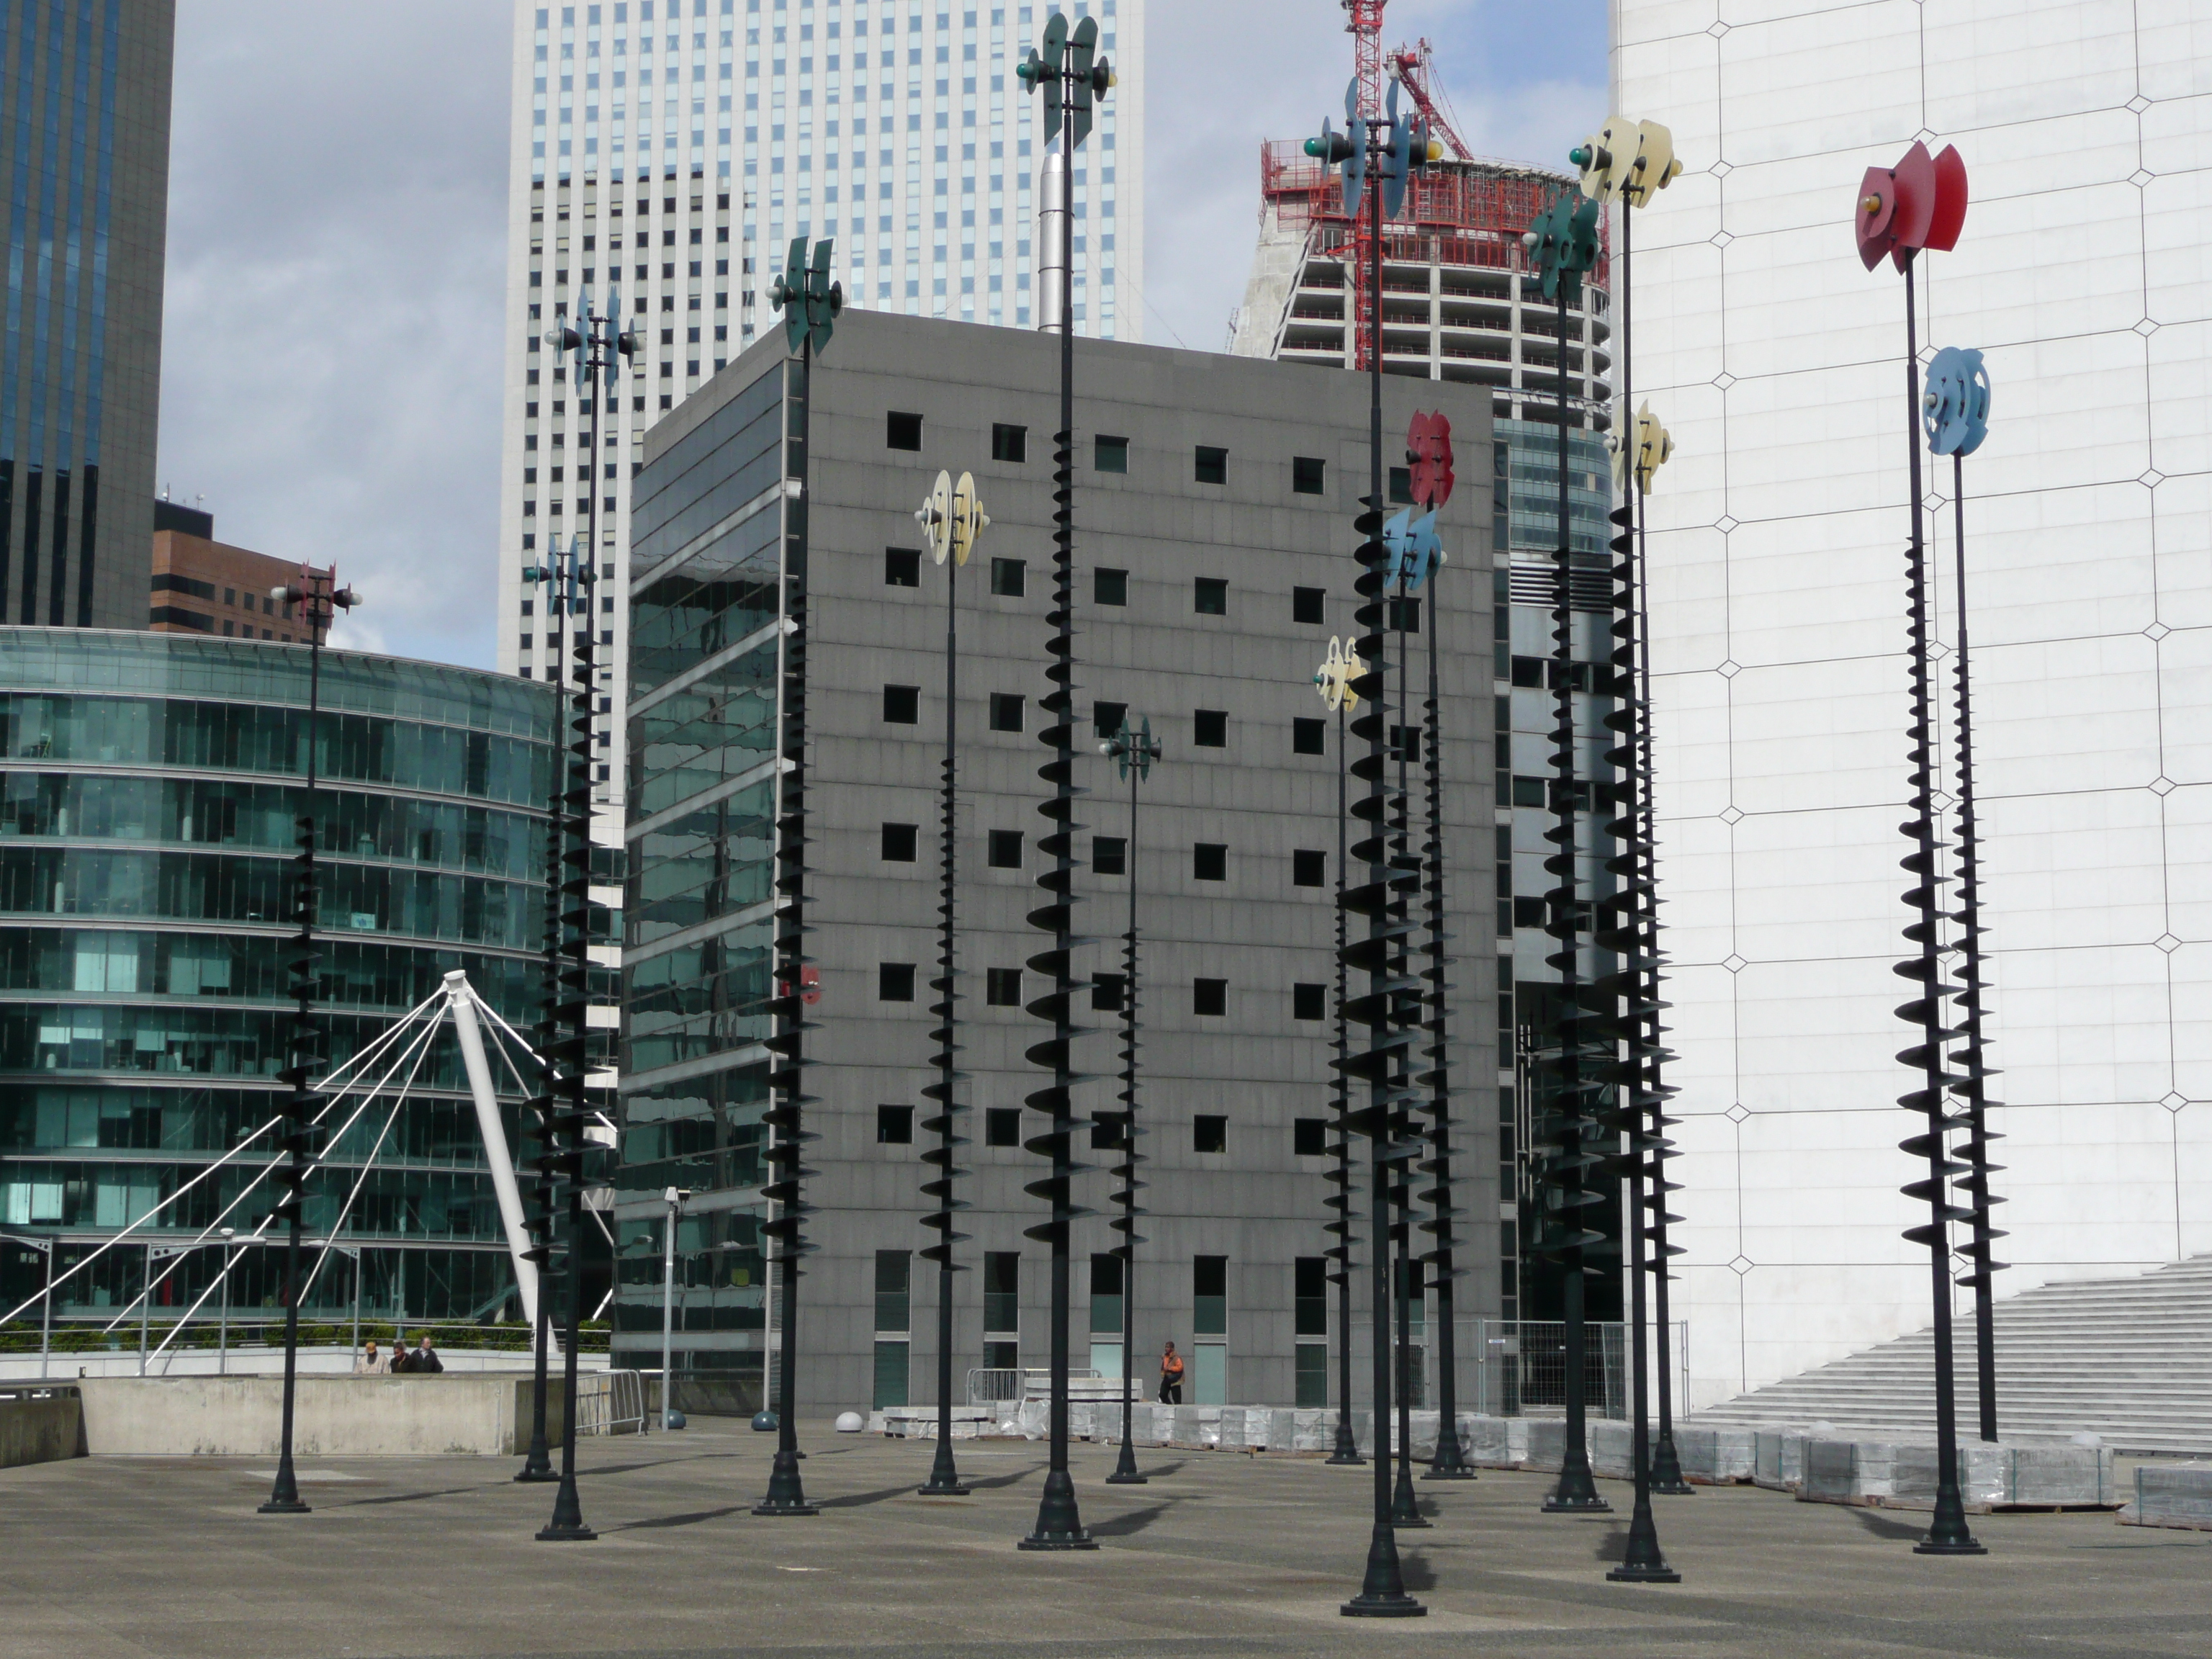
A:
[1691,1255,2212,1455]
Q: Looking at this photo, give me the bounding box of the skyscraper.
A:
[0,0,174,630]
[495,0,1144,800]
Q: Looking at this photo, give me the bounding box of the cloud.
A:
[159,0,513,672]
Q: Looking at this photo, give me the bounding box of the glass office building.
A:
[615,357,782,1404]
[0,1,176,631]
[0,628,560,1334]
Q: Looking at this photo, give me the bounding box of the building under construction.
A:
[1230,23,1622,1336]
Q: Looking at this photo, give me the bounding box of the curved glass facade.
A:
[0,629,561,1333]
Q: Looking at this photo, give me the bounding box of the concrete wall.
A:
[76,1375,565,1457]
[0,1388,83,1467]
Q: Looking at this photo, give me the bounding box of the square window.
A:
[1093,835,1127,876]
[1092,972,1126,1012]
[1511,656,1544,689]
[986,966,1022,1006]
[1292,982,1327,1021]
[1193,709,1228,748]
[1192,842,1227,882]
[879,963,917,1002]
[1391,724,1424,763]
[1193,977,1227,1017]
[1292,455,1325,495]
[987,829,1023,868]
[1513,895,1546,930]
[1094,567,1127,606]
[1295,1341,1328,1407]
[886,546,922,586]
[1292,717,1325,756]
[884,684,921,724]
[1094,434,1128,473]
[1091,1113,1126,1151]
[991,557,1026,597]
[1292,849,1326,889]
[1292,585,1325,626]
[991,421,1027,462]
[1387,595,1422,634]
[886,410,924,450]
[1293,1118,1328,1158]
[1512,775,1545,809]
[881,822,919,862]
[1388,464,1413,505]
[1094,699,1127,740]
[1192,1115,1227,1154]
[1194,577,1227,616]
[989,693,1024,732]
[985,1107,1022,1148]
[877,1105,915,1144]
[1194,445,1227,485]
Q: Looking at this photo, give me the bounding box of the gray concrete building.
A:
[618,308,1500,1416]
[0,1,175,630]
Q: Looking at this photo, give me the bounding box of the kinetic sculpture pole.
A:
[516,537,593,1488]
[1100,715,1160,1486]
[1399,416,1473,1485]
[1015,13,1112,1552]
[258,564,359,1518]
[914,469,987,1496]
[1313,639,1364,1468]
[1925,347,2006,1443]
[537,287,635,1543]
[1307,71,1437,1619]
[1573,118,1684,1581]
[1854,140,1984,1556]
[756,238,842,1521]
[1522,184,1609,1517]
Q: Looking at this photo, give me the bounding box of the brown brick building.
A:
[148,500,325,642]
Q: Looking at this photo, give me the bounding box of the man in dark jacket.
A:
[408,1334,444,1374]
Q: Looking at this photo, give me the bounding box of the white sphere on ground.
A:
[835,1410,865,1433]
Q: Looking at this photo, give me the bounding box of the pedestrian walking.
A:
[1157,1339,1184,1405]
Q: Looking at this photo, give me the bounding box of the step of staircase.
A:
[1691,1254,2212,1455]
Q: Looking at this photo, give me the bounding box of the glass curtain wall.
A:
[0,630,560,1339]
[618,359,784,1408]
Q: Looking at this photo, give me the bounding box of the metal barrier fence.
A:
[577,1369,647,1436]
[1470,1320,1687,1421]
[964,1367,1102,1406]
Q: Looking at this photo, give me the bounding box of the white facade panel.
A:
[1615,0,2212,1406]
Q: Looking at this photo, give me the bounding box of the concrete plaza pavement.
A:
[3,1421,2207,1659]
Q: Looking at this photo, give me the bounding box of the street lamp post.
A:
[1313,640,1363,1469]
[1100,716,1159,1487]
[915,469,986,1497]
[29,1237,54,1382]
[1305,71,1437,1619]
[661,1187,690,1431]
[1015,11,1113,1555]
[216,1230,235,1377]
[259,562,359,1516]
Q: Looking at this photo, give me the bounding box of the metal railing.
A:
[964,1367,1102,1406]
[1471,1319,1687,1421]
[577,1368,647,1435]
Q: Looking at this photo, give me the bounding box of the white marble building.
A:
[1611,0,2212,1406]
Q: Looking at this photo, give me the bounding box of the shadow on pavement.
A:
[1852,1509,1930,1542]
[610,1502,755,1532]
[1397,1549,1437,1591]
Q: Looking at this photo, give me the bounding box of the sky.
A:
[156,0,1607,670]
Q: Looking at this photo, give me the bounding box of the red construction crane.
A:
[1390,39,1473,163]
